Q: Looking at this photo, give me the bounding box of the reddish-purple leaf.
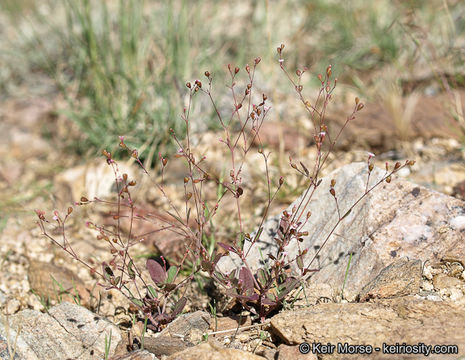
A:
[261,297,277,306]
[218,242,238,254]
[232,293,260,302]
[277,278,300,301]
[146,259,166,284]
[172,297,187,317]
[239,266,255,293]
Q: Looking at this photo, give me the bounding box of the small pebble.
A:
[423,266,433,280]
[4,298,21,315]
[450,216,465,231]
[449,288,463,302]
[422,281,434,291]
[425,294,442,302]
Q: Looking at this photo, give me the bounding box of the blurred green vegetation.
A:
[1,0,464,163]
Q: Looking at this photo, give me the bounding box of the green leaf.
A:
[257,268,269,287]
[172,297,187,317]
[165,266,177,284]
[186,207,191,223]
[131,298,144,307]
[341,208,352,220]
[147,285,158,299]
[214,271,225,283]
[296,254,304,270]
[166,211,184,225]
[252,227,263,244]
[128,260,136,280]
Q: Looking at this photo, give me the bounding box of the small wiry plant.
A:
[36,45,414,328]
[35,156,191,332]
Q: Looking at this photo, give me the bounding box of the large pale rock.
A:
[270,297,465,359]
[166,341,265,360]
[0,302,122,360]
[158,311,210,339]
[218,162,465,300]
[27,260,92,307]
[358,257,422,301]
[54,160,136,207]
[143,337,193,357]
[139,311,211,357]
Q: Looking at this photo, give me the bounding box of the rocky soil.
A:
[1,86,465,359]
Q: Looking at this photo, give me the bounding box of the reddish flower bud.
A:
[330,188,336,197]
[394,162,401,170]
[186,82,191,88]
[204,71,210,77]
[254,57,261,64]
[67,207,73,215]
[386,176,392,183]
[234,67,240,74]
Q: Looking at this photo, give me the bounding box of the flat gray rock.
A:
[218,162,465,300]
[270,297,465,359]
[110,350,158,360]
[0,302,122,360]
[358,257,422,301]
